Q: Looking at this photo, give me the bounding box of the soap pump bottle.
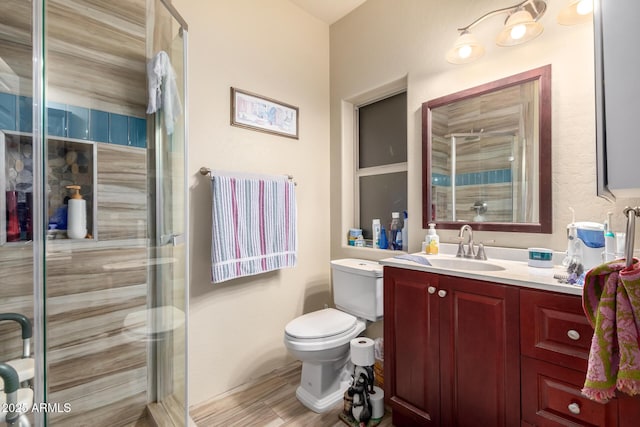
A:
[66,185,87,239]
[426,223,439,255]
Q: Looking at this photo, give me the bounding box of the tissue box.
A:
[528,248,553,268]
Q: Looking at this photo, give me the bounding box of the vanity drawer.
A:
[521,289,592,370]
[521,357,617,427]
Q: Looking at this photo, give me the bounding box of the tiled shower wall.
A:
[0,141,150,426]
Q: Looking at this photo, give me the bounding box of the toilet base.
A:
[295,357,354,413]
[295,378,351,413]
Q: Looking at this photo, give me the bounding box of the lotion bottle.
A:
[66,185,87,239]
[372,219,381,249]
[426,223,439,255]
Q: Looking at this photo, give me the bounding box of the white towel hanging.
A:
[146,51,182,135]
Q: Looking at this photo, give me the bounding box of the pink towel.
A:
[210,174,297,283]
[582,258,640,402]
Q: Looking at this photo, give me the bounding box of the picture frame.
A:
[230,87,299,139]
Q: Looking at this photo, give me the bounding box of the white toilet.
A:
[283,258,383,413]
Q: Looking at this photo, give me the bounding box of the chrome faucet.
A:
[457,224,490,260]
[457,225,475,258]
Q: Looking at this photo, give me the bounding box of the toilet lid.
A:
[285,308,357,339]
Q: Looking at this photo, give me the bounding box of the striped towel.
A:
[210,174,297,283]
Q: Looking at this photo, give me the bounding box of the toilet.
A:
[283,258,383,413]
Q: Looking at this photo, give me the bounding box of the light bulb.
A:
[458,45,472,59]
[576,0,593,16]
[510,23,526,40]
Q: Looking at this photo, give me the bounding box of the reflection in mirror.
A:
[422,65,552,233]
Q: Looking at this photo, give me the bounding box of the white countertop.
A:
[379,249,584,296]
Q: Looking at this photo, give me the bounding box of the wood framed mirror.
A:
[422,64,552,233]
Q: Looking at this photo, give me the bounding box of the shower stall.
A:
[433,130,536,224]
[0,0,189,425]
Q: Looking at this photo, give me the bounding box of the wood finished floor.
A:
[190,362,393,427]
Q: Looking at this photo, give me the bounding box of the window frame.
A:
[354,89,408,240]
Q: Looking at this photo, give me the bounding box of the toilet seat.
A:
[284,308,365,352]
[285,308,356,339]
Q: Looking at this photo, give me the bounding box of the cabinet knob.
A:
[437,289,447,298]
[428,286,436,294]
[567,329,581,341]
[567,402,581,415]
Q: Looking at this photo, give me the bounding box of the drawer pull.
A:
[567,329,581,341]
[438,289,447,298]
[568,402,581,415]
[428,286,436,294]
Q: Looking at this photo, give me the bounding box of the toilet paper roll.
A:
[369,386,385,419]
[350,337,375,366]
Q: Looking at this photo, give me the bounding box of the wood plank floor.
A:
[190,362,393,427]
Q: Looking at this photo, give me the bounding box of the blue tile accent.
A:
[18,96,33,132]
[452,169,514,187]
[432,173,451,187]
[90,109,109,142]
[109,113,129,145]
[0,93,16,131]
[67,105,89,140]
[1,92,146,149]
[129,117,147,148]
[47,102,67,137]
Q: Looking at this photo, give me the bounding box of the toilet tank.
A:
[331,259,383,322]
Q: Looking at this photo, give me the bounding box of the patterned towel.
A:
[582,258,640,402]
[210,174,297,283]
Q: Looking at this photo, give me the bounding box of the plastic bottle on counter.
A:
[604,212,615,262]
[401,211,408,252]
[426,223,439,255]
[379,226,389,249]
[390,212,402,250]
[372,219,381,249]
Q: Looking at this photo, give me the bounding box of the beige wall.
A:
[330,0,640,263]
[174,0,330,405]
[179,0,640,408]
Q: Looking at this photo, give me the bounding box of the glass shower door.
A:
[147,1,189,424]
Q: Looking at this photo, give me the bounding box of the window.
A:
[356,91,407,241]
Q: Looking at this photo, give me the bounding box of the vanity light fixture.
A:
[446,0,547,64]
[557,0,593,25]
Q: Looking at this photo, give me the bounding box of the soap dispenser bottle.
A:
[426,223,439,255]
[66,185,87,239]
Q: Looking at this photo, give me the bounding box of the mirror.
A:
[422,65,552,233]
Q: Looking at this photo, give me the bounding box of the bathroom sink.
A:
[426,257,506,272]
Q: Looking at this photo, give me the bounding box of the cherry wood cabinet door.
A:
[384,267,520,427]
[439,275,521,427]
[384,267,440,426]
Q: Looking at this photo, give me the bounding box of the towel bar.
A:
[623,207,640,267]
[199,167,295,184]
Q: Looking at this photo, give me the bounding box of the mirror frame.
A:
[422,64,552,233]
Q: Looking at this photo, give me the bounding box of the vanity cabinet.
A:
[383,266,520,426]
[384,267,640,427]
[520,288,640,427]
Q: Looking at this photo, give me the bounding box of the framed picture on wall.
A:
[230,87,299,139]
